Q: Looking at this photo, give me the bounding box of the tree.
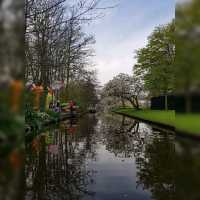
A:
[25,0,112,86]
[134,21,175,110]
[62,70,99,111]
[176,0,200,112]
[25,0,112,110]
[102,73,143,109]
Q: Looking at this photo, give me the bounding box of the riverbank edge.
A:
[25,111,88,142]
[113,108,200,139]
[113,108,174,131]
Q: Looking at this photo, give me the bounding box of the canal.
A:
[23,113,200,200]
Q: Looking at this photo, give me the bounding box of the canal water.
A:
[22,114,200,200]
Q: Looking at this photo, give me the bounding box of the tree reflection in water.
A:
[99,114,150,159]
[100,114,175,200]
[24,114,200,200]
[136,134,175,200]
[25,115,98,200]
[175,138,200,200]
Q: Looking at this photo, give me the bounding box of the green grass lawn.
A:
[114,108,175,127]
[114,108,200,136]
[176,114,200,136]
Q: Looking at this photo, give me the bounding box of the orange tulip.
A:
[10,80,23,113]
[32,85,44,110]
[9,149,23,171]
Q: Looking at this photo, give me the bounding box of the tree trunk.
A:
[164,94,168,111]
[185,91,191,113]
[40,87,48,112]
[65,65,70,100]
[129,98,139,110]
[135,97,140,110]
[65,20,73,100]
[121,98,125,107]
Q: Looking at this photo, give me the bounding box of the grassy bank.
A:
[114,108,200,137]
[114,108,175,127]
[176,114,200,136]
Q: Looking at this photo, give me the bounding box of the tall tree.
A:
[134,21,175,110]
[176,0,200,112]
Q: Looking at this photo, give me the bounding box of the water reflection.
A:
[3,114,197,200]
[0,149,24,200]
[175,138,200,200]
[136,134,175,200]
[94,114,175,200]
[99,114,149,158]
[25,117,97,200]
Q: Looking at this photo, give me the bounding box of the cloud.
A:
[87,0,175,84]
[94,30,151,85]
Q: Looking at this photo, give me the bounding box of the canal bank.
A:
[113,108,200,138]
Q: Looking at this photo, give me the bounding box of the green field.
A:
[114,108,200,137]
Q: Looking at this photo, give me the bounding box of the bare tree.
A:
[25,0,112,105]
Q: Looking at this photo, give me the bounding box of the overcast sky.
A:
[86,0,175,85]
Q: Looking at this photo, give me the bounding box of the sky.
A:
[86,0,175,85]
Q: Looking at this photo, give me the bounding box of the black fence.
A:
[151,95,175,110]
[151,94,200,113]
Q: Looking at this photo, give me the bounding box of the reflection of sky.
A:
[85,0,175,84]
[85,144,151,200]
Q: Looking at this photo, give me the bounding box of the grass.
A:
[114,108,200,137]
[114,108,175,127]
[176,114,200,136]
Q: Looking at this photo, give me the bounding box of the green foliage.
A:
[46,110,60,119]
[0,109,24,156]
[25,104,55,132]
[61,79,98,111]
[134,21,175,96]
[176,0,200,91]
